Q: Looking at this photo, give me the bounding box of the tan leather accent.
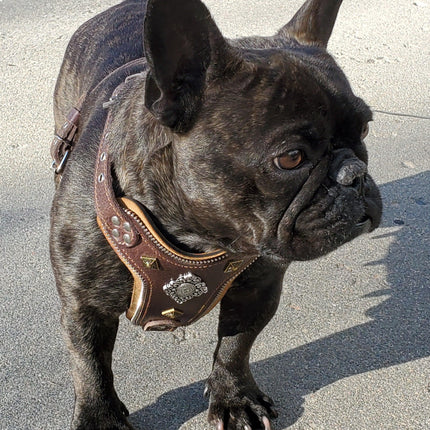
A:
[118,197,226,261]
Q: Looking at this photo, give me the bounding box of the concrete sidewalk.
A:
[1,1,429,429]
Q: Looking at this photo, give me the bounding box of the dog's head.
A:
[141,0,382,265]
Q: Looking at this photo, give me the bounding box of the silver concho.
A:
[163,273,208,304]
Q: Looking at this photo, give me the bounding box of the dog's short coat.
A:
[50,0,383,428]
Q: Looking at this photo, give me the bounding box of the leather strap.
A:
[94,80,258,331]
[51,95,85,175]
[51,58,146,177]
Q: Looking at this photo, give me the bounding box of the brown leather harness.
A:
[51,70,258,331]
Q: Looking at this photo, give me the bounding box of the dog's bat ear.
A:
[143,0,233,132]
[277,0,343,48]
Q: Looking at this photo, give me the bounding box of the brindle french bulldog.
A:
[50,0,383,429]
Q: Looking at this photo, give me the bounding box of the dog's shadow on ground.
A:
[129,171,430,429]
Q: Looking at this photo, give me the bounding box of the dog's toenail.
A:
[262,416,271,430]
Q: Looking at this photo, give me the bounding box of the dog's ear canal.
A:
[278,0,343,48]
[143,0,230,132]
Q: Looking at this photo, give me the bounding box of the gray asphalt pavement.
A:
[0,0,429,429]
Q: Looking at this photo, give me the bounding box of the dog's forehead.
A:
[240,47,352,103]
[263,47,372,120]
[203,46,371,139]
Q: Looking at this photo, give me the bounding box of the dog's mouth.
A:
[258,162,382,263]
[354,178,383,233]
[355,215,372,231]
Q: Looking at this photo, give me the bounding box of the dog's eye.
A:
[361,123,369,140]
[274,150,304,170]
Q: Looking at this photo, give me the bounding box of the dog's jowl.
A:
[50,0,382,429]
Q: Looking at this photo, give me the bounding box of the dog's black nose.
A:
[335,160,367,186]
[330,149,368,188]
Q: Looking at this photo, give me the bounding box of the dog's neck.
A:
[106,75,223,254]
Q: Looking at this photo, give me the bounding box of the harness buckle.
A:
[52,149,71,175]
[50,105,82,176]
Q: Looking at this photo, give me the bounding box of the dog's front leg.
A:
[60,306,133,430]
[206,259,285,430]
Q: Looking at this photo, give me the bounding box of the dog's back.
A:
[53,0,145,128]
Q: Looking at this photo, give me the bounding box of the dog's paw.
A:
[205,380,278,430]
[72,419,134,430]
[71,398,133,430]
[72,417,134,430]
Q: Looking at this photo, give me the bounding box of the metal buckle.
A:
[52,150,70,175]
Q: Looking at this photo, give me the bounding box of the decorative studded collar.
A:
[94,81,258,331]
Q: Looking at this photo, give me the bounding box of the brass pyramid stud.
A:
[161,308,184,320]
[224,260,244,273]
[141,256,160,270]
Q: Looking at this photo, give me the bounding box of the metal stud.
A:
[123,233,131,245]
[161,308,184,320]
[100,152,107,161]
[111,216,120,226]
[224,260,244,273]
[123,222,131,232]
[112,229,120,238]
[141,256,160,270]
[98,173,105,183]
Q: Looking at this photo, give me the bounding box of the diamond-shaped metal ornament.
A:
[141,256,160,270]
[224,260,244,273]
[163,273,208,304]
